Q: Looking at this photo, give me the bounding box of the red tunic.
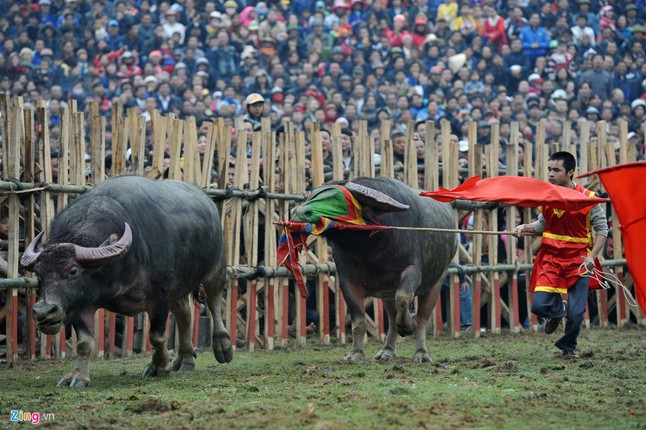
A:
[530,183,601,294]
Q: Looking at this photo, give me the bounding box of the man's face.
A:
[547,159,572,186]
[248,101,263,117]
[393,136,406,154]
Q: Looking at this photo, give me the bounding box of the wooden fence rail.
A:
[0,93,643,364]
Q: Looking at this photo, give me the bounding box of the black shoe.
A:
[561,350,579,360]
[544,317,561,334]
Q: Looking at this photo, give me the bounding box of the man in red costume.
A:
[515,151,608,359]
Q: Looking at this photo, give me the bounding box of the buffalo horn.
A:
[345,182,410,212]
[74,223,133,266]
[20,230,45,268]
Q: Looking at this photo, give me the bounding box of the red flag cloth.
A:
[579,162,646,312]
[275,221,392,298]
[421,175,608,213]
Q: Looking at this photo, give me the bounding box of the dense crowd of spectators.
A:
[0,0,645,159]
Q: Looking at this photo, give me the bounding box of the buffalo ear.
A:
[345,182,409,212]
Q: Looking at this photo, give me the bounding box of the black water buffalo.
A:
[292,177,457,362]
[21,176,232,386]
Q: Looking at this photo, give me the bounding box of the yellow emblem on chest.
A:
[553,208,565,218]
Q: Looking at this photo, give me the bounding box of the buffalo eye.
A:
[66,266,80,278]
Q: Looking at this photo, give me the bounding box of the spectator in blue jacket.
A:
[520,13,551,67]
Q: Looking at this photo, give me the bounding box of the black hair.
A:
[549,151,576,178]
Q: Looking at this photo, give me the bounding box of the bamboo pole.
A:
[467,121,483,338]
[23,106,38,358]
[148,110,167,179]
[380,121,393,178]
[36,102,56,358]
[168,118,183,180]
[277,126,290,347]
[262,117,277,350]
[183,116,198,184]
[245,130,262,351]
[505,122,521,333]
[310,123,331,344]
[330,123,346,343]
[486,123,501,335]
[5,97,23,363]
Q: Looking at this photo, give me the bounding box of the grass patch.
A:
[1,327,646,429]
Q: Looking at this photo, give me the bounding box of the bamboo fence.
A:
[0,94,641,364]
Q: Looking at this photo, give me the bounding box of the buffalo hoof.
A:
[172,357,196,372]
[374,348,396,361]
[57,371,90,387]
[213,332,233,363]
[413,350,433,363]
[344,351,366,363]
[142,363,171,378]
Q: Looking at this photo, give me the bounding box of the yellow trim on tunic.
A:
[542,232,591,244]
[535,286,568,294]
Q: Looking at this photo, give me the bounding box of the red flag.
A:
[421,175,608,212]
[580,162,646,312]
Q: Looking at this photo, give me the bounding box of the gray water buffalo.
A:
[21,176,232,386]
[292,177,457,362]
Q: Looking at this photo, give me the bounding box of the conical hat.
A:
[448,53,467,73]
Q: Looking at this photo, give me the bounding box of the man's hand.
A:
[582,255,595,272]
[514,224,535,237]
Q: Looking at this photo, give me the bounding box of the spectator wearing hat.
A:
[520,13,551,66]
[37,0,57,27]
[348,0,368,28]
[623,3,640,24]
[410,16,429,48]
[103,19,124,52]
[259,8,287,42]
[598,5,616,37]
[163,8,186,44]
[326,0,349,30]
[244,92,265,127]
[584,106,600,122]
[571,14,596,47]
[574,0,597,30]
[547,40,577,81]
[305,18,332,53]
[631,98,646,124]
[383,14,410,48]
[437,0,458,27]
[328,46,352,75]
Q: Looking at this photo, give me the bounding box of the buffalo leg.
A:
[342,281,368,362]
[143,308,171,377]
[203,279,233,363]
[57,312,95,387]
[395,266,422,337]
[412,282,442,363]
[374,300,398,361]
[169,295,197,372]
